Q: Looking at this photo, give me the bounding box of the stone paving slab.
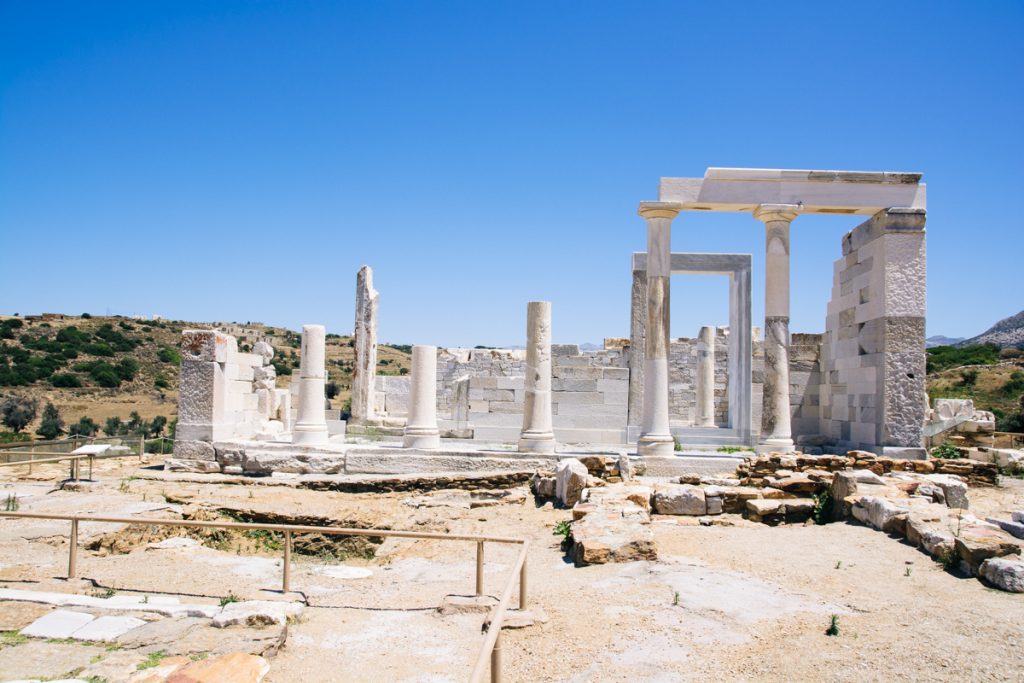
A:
[70,615,146,641]
[20,609,95,638]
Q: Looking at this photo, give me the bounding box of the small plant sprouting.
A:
[825,614,840,637]
[834,561,842,570]
[937,549,959,572]
[4,494,19,512]
[219,592,241,607]
[673,437,682,452]
[552,520,572,538]
[672,591,680,606]
[904,566,912,577]
[137,650,167,670]
[812,489,834,525]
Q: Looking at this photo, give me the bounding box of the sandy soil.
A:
[0,459,1022,682]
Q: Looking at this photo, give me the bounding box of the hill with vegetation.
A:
[926,343,1024,432]
[0,314,410,442]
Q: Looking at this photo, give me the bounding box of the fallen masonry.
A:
[533,452,1024,591]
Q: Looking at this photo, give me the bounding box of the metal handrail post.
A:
[490,631,502,683]
[519,555,527,610]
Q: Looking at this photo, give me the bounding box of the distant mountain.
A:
[926,335,965,348]
[959,310,1024,349]
[578,342,603,352]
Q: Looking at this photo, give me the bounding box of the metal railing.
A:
[0,511,528,682]
[0,449,148,480]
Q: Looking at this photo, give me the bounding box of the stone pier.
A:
[637,203,680,457]
[404,345,441,449]
[519,301,556,454]
[695,325,716,428]
[292,324,330,445]
[755,204,799,452]
[351,265,379,424]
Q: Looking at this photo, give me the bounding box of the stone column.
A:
[351,266,379,424]
[292,324,329,445]
[754,204,799,452]
[695,325,716,427]
[519,301,556,454]
[637,203,680,457]
[403,345,440,449]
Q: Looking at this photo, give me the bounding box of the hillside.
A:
[0,314,410,438]
[959,309,1024,349]
[926,344,1024,432]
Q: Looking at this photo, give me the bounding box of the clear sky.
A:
[2,2,1021,347]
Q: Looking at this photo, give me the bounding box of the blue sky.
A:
[2,1,1021,347]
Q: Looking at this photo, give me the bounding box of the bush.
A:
[83,342,115,357]
[157,347,181,365]
[1001,371,1024,397]
[81,312,92,319]
[68,416,99,437]
[926,344,1000,374]
[51,373,82,388]
[104,416,123,436]
[959,369,979,387]
[92,366,121,388]
[56,326,89,345]
[154,376,170,389]
[36,402,64,440]
[325,382,340,400]
[0,431,31,443]
[1,396,37,432]
[115,358,139,382]
[931,442,962,459]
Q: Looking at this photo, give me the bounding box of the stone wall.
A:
[667,328,730,427]
[818,208,927,454]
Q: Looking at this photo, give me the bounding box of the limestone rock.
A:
[164,459,222,474]
[570,510,656,566]
[923,474,968,509]
[955,525,1022,573]
[745,498,815,525]
[851,496,910,534]
[212,601,303,628]
[616,454,636,482]
[677,473,702,485]
[555,459,589,507]
[172,440,216,462]
[530,472,556,499]
[978,557,1024,592]
[165,652,270,683]
[830,471,858,520]
[652,484,706,516]
[438,595,498,615]
[252,341,275,364]
[985,517,1024,540]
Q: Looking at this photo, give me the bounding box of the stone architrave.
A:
[695,326,716,427]
[351,266,379,424]
[519,301,556,454]
[292,325,329,445]
[403,345,441,449]
[637,203,680,457]
[754,204,799,452]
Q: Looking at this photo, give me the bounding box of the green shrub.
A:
[83,342,115,357]
[926,344,1000,374]
[51,373,82,388]
[959,369,979,387]
[36,402,64,440]
[813,489,834,525]
[157,347,181,365]
[1,396,37,432]
[1001,371,1024,397]
[115,358,139,382]
[154,376,170,389]
[68,416,99,437]
[931,442,962,459]
[104,416,123,436]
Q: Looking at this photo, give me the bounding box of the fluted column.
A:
[519,301,556,454]
[403,345,440,449]
[637,202,680,457]
[292,324,329,445]
[754,204,799,452]
[695,325,716,427]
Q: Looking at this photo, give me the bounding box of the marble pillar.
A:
[292,324,329,445]
[696,325,716,428]
[637,203,680,457]
[403,345,440,449]
[754,204,799,452]
[351,266,379,424]
[519,301,556,454]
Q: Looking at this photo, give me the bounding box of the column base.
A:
[756,438,795,454]
[292,424,329,446]
[518,432,556,454]
[403,428,440,450]
[637,434,675,457]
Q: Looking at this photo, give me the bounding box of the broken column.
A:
[403,345,440,449]
[519,301,556,454]
[351,265,379,424]
[754,204,799,452]
[292,324,329,445]
[171,330,235,467]
[695,325,716,428]
[637,203,680,457]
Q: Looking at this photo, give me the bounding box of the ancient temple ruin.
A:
[171,167,930,475]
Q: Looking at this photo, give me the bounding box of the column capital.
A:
[753,204,800,223]
[638,202,683,220]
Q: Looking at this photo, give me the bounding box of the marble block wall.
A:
[667,328,731,427]
[818,208,927,453]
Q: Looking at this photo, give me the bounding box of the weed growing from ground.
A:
[219,592,241,607]
[825,614,840,636]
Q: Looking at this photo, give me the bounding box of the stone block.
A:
[177,361,225,429]
[172,439,216,461]
[180,330,234,363]
[164,458,222,474]
[978,558,1024,593]
[21,610,94,639]
[652,484,706,515]
[555,459,589,507]
[71,615,146,642]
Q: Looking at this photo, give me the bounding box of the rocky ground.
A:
[0,455,1022,682]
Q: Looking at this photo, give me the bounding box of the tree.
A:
[36,402,64,440]
[126,411,144,434]
[148,415,168,438]
[103,416,123,436]
[68,416,99,437]
[325,382,340,400]
[1,395,37,433]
